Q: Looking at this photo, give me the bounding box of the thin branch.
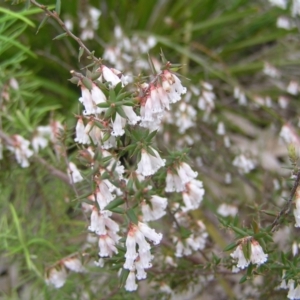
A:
[34,155,70,185]
[271,170,300,232]
[30,0,100,62]
[0,129,71,185]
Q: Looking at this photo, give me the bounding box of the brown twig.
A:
[30,0,100,62]
[271,170,300,232]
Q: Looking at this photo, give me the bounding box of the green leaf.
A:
[223,242,238,252]
[231,226,248,236]
[252,220,259,235]
[109,207,123,214]
[52,32,68,40]
[15,110,33,132]
[126,209,138,225]
[82,77,93,91]
[242,240,251,260]
[119,268,130,287]
[116,91,133,102]
[0,34,36,58]
[90,71,102,81]
[0,7,35,27]
[147,53,157,75]
[180,227,191,239]
[116,105,127,119]
[187,8,257,33]
[36,15,49,34]
[105,198,124,211]
[97,102,110,108]
[55,0,61,15]
[78,47,84,62]
[104,107,114,119]
[239,274,247,284]
[146,130,158,142]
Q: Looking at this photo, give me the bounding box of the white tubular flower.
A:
[138,222,163,245]
[279,123,300,146]
[287,280,300,300]
[234,86,247,105]
[101,65,121,87]
[250,240,268,265]
[137,147,165,177]
[63,257,86,273]
[277,16,294,30]
[32,126,51,152]
[111,113,126,136]
[124,233,138,270]
[198,82,216,113]
[7,135,34,168]
[79,86,94,115]
[139,105,163,131]
[279,270,288,289]
[217,204,238,217]
[230,244,250,269]
[125,270,138,292]
[173,221,208,257]
[293,187,300,227]
[135,258,147,280]
[87,123,116,148]
[268,0,287,9]
[161,70,186,102]
[111,68,129,86]
[67,162,83,183]
[287,81,299,95]
[141,195,168,222]
[91,84,107,113]
[174,102,197,134]
[278,96,290,109]
[165,170,185,192]
[173,237,190,257]
[177,162,198,185]
[96,181,116,210]
[98,234,119,257]
[216,122,226,135]
[182,179,205,212]
[232,154,255,174]
[123,106,141,125]
[124,223,162,271]
[100,149,125,178]
[263,62,280,78]
[292,0,300,17]
[45,265,67,289]
[149,86,167,113]
[74,118,90,144]
[292,241,299,256]
[88,208,119,235]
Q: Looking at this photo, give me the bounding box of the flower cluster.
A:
[45,256,86,289]
[62,62,194,292]
[230,238,268,270]
[4,120,63,168]
[139,69,187,131]
[123,222,163,291]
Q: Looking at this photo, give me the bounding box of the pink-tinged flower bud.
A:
[45,265,67,289]
[63,256,86,273]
